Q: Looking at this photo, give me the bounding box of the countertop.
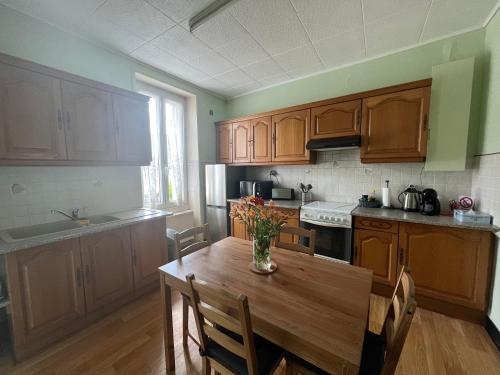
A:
[352,207,499,232]
[0,208,173,254]
[227,198,302,209]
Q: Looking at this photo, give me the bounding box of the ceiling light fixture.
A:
[189,0,241,32]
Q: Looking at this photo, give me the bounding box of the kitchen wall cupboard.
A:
[0,62,67,160]
[216,123,233,164]
[0,52,150,166]
[360,87,430,163]
[354,216,494,323]
[5,217,167,361]
[310,100,361,139]
[232,121,251,163]
[216,79,432,166]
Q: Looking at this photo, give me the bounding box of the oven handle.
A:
[300,218,352,229]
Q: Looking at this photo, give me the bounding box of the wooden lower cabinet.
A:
[354,229,398,286]
[5,219,168,361]
[131,218,167,289]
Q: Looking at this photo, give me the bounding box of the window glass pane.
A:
[164,98,185,206]
[141,95,164,207]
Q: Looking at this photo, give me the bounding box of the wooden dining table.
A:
[159,237,373,375]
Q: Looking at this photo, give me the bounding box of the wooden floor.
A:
[1,289,499,374]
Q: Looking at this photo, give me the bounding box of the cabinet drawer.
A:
[275,207,299,219]
[355,216,399,233]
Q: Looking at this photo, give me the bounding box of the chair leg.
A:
[182,296,189,347]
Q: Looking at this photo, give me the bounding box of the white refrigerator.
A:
[205,164,245,242]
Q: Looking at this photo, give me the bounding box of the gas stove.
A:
[300,201,357,228]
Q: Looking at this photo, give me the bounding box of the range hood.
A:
[306,135,361,151]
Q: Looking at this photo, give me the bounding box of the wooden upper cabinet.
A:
[399,223,492,310]
[113,94,151,163]
[233,121,251,163]
[0,62,66,160]
[311,100,361,139]
[361,87,430,163]
[80,228,133,312]
[62,81,116,161]
[216,123,233,164]
[131,218,167,290]
[250,116,272,163]
[272,109,310,162]
[5,239,84,344]
[354,229,398,286]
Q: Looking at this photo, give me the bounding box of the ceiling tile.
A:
[362,0,431,23]
[190,50,236,76]
[273,44,323,72]
[196,77,228,91]
[314,28,365,68]
[257,73,291,87]
[213,69,255,87]
[96,0,175,40]
[287,63,325,79]
[241,58,285,80]
[193,10,248,49]
[215,34,268,66]
[230,0,310,55]
[145,0,213,23]
[422,0,498,41]
[290,0,363,42]
[365,2,429,56]
[219,81,262,98]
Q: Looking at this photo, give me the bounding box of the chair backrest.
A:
[174,223,211,260]
[380,267,417,375]
[186,274,259,375]
[275,226,316,255]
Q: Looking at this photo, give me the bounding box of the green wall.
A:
[479,8,500,155]
[226,30,485,119]
[0,5,226,163]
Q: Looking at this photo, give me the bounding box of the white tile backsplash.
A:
[246,149,473,209]
[471,153,500,225]
[0,166,142,230]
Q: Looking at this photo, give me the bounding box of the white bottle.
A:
[382,180,391,208]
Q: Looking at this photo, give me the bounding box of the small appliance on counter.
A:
[421,188,440,216]
[358,194,381,208]
[239,180,273,199]
[398,185,421,212]
[272,188,294,200]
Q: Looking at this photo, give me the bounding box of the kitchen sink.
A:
[0,220,83,243]
[86,215,120,224]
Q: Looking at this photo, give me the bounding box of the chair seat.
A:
[285,330,386,375]
[202,326,283,375]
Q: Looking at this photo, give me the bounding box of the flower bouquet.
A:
[230,195,288,273]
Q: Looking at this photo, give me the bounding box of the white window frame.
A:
[137,82,188,211]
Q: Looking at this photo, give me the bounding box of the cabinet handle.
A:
[85,264,90,284]
[399,248,405,265]
[57,109,63,130]
[76,268,82,288]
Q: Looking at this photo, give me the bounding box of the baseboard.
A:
[486,317,500,351]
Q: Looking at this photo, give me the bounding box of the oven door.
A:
[300,220,352,264]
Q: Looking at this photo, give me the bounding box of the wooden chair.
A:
[174,224,211,347]
[186,274,284,375]
[285,267,416,375]
[275,226,316,255]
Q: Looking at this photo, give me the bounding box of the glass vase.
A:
[252,236,272,271]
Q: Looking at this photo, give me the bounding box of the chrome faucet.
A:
[50,208,81,221]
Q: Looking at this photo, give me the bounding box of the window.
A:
[138,83,187,209]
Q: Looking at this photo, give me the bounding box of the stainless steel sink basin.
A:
[86,215,120,225]
[0,221,83,243]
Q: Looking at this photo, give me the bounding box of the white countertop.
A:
[0,208,173,254]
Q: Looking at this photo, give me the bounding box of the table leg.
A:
[160,274,175,374]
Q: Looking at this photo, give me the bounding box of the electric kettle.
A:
[398,185,421,212]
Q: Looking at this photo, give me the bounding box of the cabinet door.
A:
[62,81,116,161]
[0,62,66,160]
[131,218,167,290]
[216,123,233,163]
[5,239,84,345]
[354,229,398,286]
[361,87,430,162]
[311,100,361,139]
[231,217,248,240]
[80,228,133,312]
[399,223,492,310]
[113,94,151,163]
[250,116,272,163]
[233,121,251,163]
[272,109,310,162]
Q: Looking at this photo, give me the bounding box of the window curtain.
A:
[164,98,185,207]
